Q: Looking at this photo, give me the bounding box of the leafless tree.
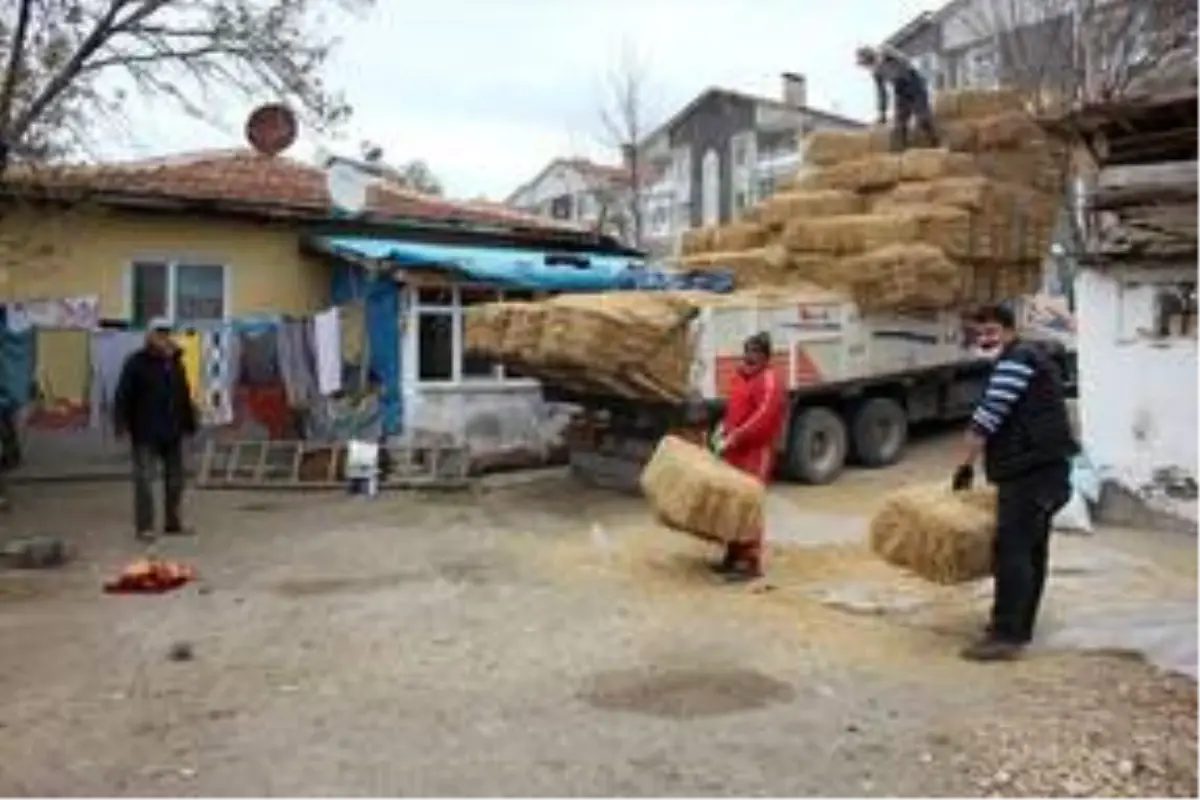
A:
[0,0,375,177]
[961,0,1196,110]
[595,42,653,248]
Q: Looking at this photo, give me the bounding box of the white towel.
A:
[314,307,342,396]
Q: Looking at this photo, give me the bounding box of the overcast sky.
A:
[117,0,934,201]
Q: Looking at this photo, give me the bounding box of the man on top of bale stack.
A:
[856,44,939,151]
[951,304,1076,662]
[710,332,787,583]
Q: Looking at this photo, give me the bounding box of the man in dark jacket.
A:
[115,319,198,541]
[952,304,1077,661]
[857,44,939,151]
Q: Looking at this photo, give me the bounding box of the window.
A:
[965,43,998,89]
[130,260,228,326]
[733,139,747,167]
[549,194,573,220]
[734,191,747,214]
[1117,278,1198,342]
[412,285,530,385]
[701,149,720,226]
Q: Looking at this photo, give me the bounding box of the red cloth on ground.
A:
[103,559,196,594]
[720,363,787,571]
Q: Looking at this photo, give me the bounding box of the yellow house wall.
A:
[0,204,331,318]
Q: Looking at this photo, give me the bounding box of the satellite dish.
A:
[325,159,371,215]
[245,103,298,157]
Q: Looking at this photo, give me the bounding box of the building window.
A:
[701,149,720,226]
[129,260,228,326]
[965,43,998,89]
[412,284,531,385]
[549,194,573,220]
[733,139,747,167]
[734,191,747,214]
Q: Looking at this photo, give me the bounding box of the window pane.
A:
[417,311,453,381]
[176,264,225,321]
[131,262,167,326]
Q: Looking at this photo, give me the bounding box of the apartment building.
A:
[504,75,863,258]
[504,158,633,239]
[635,74,863,257]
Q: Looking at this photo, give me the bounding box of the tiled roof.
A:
[8,149,586,232]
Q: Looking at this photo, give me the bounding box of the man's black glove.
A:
[951,464,974,492]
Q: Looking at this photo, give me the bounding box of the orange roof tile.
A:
[9,149,586,233]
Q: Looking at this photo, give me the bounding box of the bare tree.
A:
[595,42,653,248]
[0,0,375,176]
[961,0,1196,111]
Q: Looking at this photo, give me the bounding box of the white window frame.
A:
[965,41,999,89]
[124,258,232,325]
[407,283,539,389]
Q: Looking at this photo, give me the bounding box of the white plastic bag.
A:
[1053,489,1093,533]
[1053,454,1099,534]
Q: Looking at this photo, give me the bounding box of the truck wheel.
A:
[850,397,908,468]
[784,407,847,485]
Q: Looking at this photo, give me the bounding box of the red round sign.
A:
[245,103,298,156]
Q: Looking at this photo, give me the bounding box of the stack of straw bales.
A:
[675,88,1067,312]
[463,286,834,403]
[868,482,999,584]
[639,435,765,544]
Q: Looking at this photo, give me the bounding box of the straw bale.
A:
[803,127,891,166]
[868,483,998,584]
[498,302,547,361]
[782,213,921,255]
[970,110,1044,151]
[974,150,1068,195]
[681,226,717,255]
[898,148,979,182]
[933,88,1027,121]
[711,221,769,251]
[835,244,962,312]
[939,120,978,152]
[800,154,903,192]
[757,189,865,229]
[463,302,510,356]
[640,435,765,545]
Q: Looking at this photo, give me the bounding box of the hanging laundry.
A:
[30,329,90,429]
[277,319,319,409]
[171,331,203,404]
[8,296,100,332]
[314,307,343,396]
[199,326,236,427]
[339,303,364,367]
[237,326,281,387]
[0,327,34,411]
[89,330,143,432]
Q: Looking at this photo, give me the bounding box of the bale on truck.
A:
[462,88,1076,491]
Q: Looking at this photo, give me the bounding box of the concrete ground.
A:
[0,431,1195,797]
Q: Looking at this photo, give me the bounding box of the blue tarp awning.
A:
[315,236,647,292]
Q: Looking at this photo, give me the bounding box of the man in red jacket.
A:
[713,332,788,582]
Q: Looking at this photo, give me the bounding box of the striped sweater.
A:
[970,354,1035,438]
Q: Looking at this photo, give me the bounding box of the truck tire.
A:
[783,407,847,485]
[850,397,908,468]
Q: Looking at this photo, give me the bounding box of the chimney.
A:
[782,72,807,108]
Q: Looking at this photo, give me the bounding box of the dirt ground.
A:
[0,431,1195,797]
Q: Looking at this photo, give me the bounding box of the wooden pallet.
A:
[194,439,472,490]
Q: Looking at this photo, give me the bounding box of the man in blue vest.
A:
[952,304,1077,662]
[857,44,940,151]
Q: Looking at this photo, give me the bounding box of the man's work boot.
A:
[709,549,739,575]
[960,636,1025,662]
[722,561,764,584]
[163,524,195,537]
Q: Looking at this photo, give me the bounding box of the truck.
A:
[536,289,1076,493]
